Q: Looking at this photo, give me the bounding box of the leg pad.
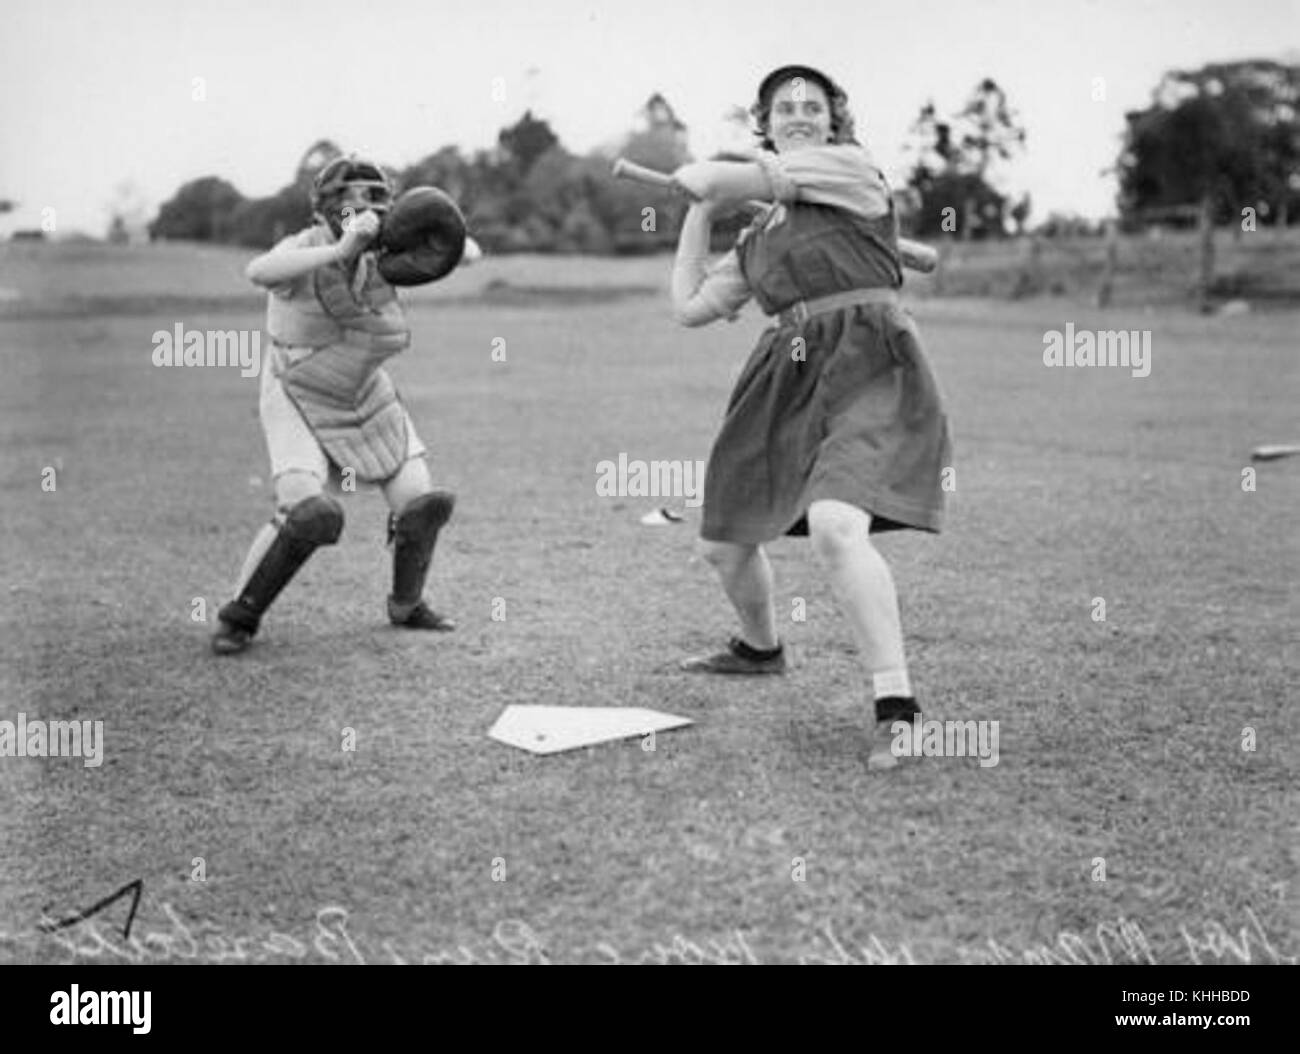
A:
[282,494,344,545]
[390,490,454,609]
[224,495,345,624]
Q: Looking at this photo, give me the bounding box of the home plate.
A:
[488,705,692,755]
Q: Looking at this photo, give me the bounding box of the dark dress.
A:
[700,192,952,544]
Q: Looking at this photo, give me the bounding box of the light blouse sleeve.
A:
[756,145,892,221]
[264,227,325,300]
[671,247,752,327]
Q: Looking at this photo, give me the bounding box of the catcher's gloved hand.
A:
[377,186,468,286]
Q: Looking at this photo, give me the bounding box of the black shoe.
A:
[869,696,922,771]
[679,636,786,675]
[388,598,456,631]
[211,600,259,655]
[212,619,256,655]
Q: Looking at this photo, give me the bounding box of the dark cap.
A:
[751,64,856,148]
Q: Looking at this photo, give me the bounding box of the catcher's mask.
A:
[310,155,394,238]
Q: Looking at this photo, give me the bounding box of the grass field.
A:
[1,242,1297,965]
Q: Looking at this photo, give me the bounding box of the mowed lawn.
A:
[1,245,1296,965]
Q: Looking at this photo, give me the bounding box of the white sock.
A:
[872,668,913,700]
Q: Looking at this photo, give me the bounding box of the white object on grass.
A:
[488,705,692,754]
[1251,443,1300,461]
[639,507,684,525]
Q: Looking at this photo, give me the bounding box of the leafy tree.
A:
[902,80,1026,239]
[149,177,244,242]
[558,198,613,254]
[497,111,559,179]
[588,94,691,252]
[1009,193,1032,236]
[622,93,691,172]
[521,144,582,229]
[224,185,312,249]
[1118,60,1300,227]
[147,93,702,255]
[953,78,1026,181]
[398,146,475,210]
[577,152,679,253]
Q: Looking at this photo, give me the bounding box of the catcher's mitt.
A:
[377,186,468,286]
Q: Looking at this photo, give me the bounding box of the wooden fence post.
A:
[1096,221,1118,308]
[1198,195,1215,313]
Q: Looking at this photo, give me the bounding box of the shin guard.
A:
[388,490,455,615]
[219,495,344,630]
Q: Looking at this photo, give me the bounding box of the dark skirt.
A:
[700,300,951,544]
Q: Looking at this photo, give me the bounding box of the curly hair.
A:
[749,65,858,150]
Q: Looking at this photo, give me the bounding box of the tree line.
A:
[144,60,1298,253]
[148,99,694,254]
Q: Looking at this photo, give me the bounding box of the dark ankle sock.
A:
[731,637,783,661]
[875,696,921,724]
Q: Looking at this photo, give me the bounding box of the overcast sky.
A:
[2,0,1296,236]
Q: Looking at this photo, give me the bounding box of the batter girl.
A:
[669,65,953,769]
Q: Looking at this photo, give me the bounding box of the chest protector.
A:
[267,236,416,483]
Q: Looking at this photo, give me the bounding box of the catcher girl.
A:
[211,155,464,654]
[669,65,952,769]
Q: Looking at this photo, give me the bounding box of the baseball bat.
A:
[611,157,939,274]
